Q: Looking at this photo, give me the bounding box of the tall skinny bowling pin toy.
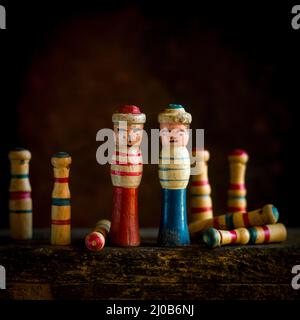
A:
[110,105,146,246]
[190,149,213,224]
[51,152,72,245]
[85,219,111,251]
[158,104,192,246]
[227,149,248,213]
[9,148,32,240]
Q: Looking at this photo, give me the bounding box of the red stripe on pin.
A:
[262,225,270,242]
[10,191,31,200]
[229,230,238,243]
[191,181,209,187]
[54,178,69,183]
[229,184,246,190]
[191,207,212,213]
[111,161,142,166]
[228,207,246,212]
[52,219,71,225]
[111,170,142,177]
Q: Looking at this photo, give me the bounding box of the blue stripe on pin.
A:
[10,210,32,214]
[52,198,71,206]
[229,195,246,200]
[11,174,29,179]
[248,227,258,244]
[225,213,234,229]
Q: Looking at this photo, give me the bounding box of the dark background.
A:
[0,1,298,229]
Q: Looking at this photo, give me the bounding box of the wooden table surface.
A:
[0,228,300,300]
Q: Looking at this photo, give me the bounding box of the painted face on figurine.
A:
[114,123,144,148]
[160,122,189,147]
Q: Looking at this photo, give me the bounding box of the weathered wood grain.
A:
[0,228,300,300]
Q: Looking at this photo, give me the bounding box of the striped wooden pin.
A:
[158,104,192,246]
[189,204,279,235]
[51,152,72,245]
[9,148,32,240]
[203,227,250,248]
[227,149,248,213]
[110,105,146,246]
[190,149,213,224]
[85,219,111,251]
[248,223,287,244]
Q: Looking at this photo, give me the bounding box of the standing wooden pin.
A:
[110,105,146,246]
[85,219,111,251]
[227,149,248,213]
[9,148,32,240]
[190,149,213,224]
[51,152,72,245]
[158,104,192,246]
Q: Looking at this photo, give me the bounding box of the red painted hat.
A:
[229,149,248,156]
[112,105,146,124]
[119,105,141,114]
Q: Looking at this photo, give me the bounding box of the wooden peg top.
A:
[9,148,31,161]
[112,105,146,124]
[158,104,192,124]
[262,204,279,224]
[51,152,72,168]
[228,149,248,164]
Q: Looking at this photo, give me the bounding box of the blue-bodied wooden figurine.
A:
[158,104,192,246]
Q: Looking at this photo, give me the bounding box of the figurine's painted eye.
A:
[160,129,169,136]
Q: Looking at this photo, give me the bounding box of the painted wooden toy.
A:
[248,223,287,244]
[85,219,111,251]
[227,149,248,213]
[190,149,213,224]
[51,152,72,245]
[158,104,192,246]
[9,148,32,240]
[189,204,279,235]
[203,227,250,248]
[110,105,146,246]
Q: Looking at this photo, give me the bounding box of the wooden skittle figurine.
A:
[9,148,32,240]
[190,149,213,224]
[85,219,111,251]
[203,227,250,248]
[227,149,248,213]
[248,223,287,244]
[51,152,72,245]
[158,104,192,246]
[189,204,279,235]
[110,105,146,246]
